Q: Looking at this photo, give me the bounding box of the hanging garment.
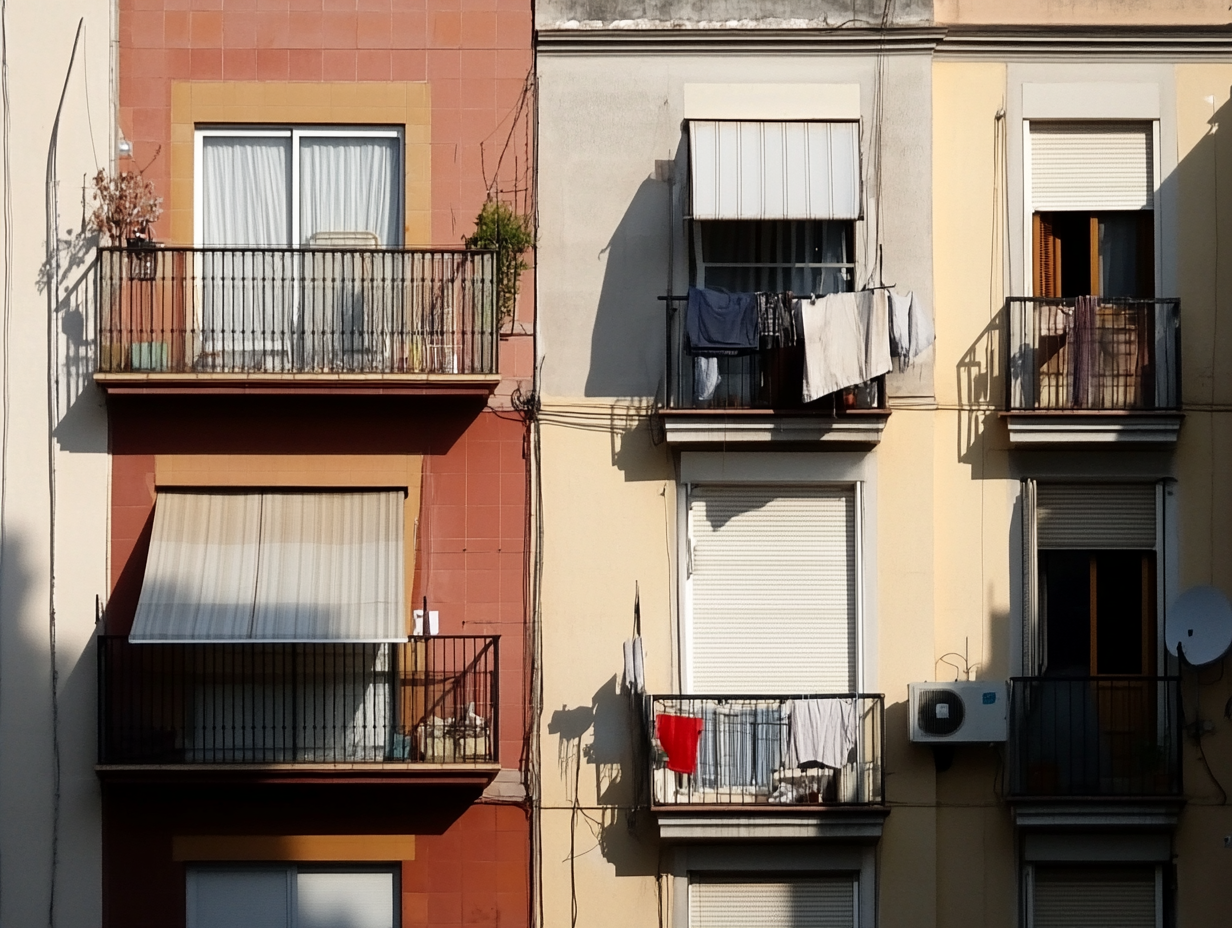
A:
[888,290,936,365]
[655,713,705,775]
[694,356,720,402]
[798,290,892,402]
[1069,295,1098,408]
[787,698,856,770]
[686,287,758,355]
[756,292,799,348]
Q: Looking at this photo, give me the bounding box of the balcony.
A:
[1008,677,1183,828]
[1004,298,1182,446]
[660,302,889,446]
[97,635,500,787]
[646,694,886,841]
[95,246,498,395]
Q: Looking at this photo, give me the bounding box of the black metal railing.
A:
[1008,676,1181,798]
[98,636,499,765]
[1006,298,1181,411]
[647,694,884,806]
[97,246,498,376]
[665,300,885,411]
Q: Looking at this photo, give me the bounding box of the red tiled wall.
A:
[118,0,533,250]
[103,789,530,928]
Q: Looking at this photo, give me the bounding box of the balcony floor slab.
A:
[1002,411,1183,447]
[653,806,889,842]
[1009,798,1184,830]
[95,762,502,789]
[659,409,889,446]
[94,372,501,397]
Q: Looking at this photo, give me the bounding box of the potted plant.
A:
[464,199,534,329]
[88,165,164,280]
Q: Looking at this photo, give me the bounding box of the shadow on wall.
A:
[584,176,673,400]
[955,303,1009,467]
[547,675,658,878]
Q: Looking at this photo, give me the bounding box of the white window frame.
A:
[186,864,400,928]
[193,126,405,247]
[679,478,866,695]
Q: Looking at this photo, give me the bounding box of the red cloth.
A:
[655,713,704,775]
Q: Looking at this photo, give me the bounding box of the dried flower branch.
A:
[88,161,163,245]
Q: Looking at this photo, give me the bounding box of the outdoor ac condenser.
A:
[908,681,1009,743]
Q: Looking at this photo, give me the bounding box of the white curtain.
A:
[130,490,405,642]
[201,137,291,246]
[299,137,400,245]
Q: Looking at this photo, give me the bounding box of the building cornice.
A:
[536,23,1232,60]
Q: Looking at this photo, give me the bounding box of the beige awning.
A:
[130,490,405,642]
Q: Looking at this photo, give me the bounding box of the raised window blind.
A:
[688,485,857,694]
[690,878,856,928]
[1036,483,1157,549]
[1030,121,1154,212]
[690,121,861,221]
[1032,867,1158,928]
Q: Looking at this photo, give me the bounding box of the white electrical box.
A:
[908,681,1008,743]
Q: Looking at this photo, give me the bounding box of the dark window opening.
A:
[1033,211,1154,299]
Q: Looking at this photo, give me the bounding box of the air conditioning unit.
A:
[908,681,1008,743]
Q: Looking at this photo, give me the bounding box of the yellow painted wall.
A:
[935,0,1232,25]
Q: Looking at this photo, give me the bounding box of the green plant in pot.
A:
[464,200,533,326]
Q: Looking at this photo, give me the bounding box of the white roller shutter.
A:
[1036,483,1157,549]
[1032,867,1158,928]
[688,486,857,694]
[690,121,861,220]
[296,872,395,928]
[691,878,856,928]
[1030,121,1154,212]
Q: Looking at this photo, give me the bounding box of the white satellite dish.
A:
[1166,585,1232,666]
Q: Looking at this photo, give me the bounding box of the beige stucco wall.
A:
[935,0,1232,25]
[0,1,112,926]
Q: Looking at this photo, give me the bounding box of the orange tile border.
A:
[173,834,415,862]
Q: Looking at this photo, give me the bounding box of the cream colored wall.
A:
[0,2,112,926]
[935,0,1232,25]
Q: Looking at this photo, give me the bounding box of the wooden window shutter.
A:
[1033,213,1060,298]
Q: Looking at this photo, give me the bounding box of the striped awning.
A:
[689,120,861,221]
[130,490,405,642]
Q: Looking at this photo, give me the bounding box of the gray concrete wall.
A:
[536,50,935,402]
[0,2,112,926]
[537,0,932,29]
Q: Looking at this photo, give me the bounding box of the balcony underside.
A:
[95,761,501,788]
[93,371,501,396]
[660,409,890,446]
[1002,410,1183,447]
[1010,797,1184,831]
[653,805,889,842]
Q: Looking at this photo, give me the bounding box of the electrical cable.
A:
[43,20,85,928]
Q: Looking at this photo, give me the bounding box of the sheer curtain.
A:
[200,137,293,366]
[299,137,400,245]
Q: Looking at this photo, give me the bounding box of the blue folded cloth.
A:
[686,286,758,355]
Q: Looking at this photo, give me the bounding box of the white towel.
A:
[889,290,935,365]
[788,698,856,770]
[694,356,720,402]
[799,291,892,402]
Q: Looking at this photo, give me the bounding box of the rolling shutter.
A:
[187,869,290,928]
[1030,121,1154,212]
[1032,867,1157,928]
[1036,483,1156,549]
[691,878,856,928]
[690,121,861,220]
[688,486,857,694]
[296,872,395,928]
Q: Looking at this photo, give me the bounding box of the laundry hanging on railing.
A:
[888,289,935,366]
[655,713,704,775]
[686,287,759,355]
[786,698,857,770]
[798,290,892,402]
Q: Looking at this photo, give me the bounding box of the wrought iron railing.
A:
[1008,676,1181,798]
[98,636,499,765]
[1006,298,1181,411]
[647,694,884,806]
[96,246,498,376]
[664,299,885,411]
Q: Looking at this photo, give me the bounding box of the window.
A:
[695,220,855,295]
[1029,121,1155,299]
[195,127,404,246]
[187,866,398,928]
[690,876,857,928]
[1029,866,1160,928]
[686,485,858,694]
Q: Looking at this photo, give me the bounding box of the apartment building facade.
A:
[534,3,1232,928]
[90,1,536,926]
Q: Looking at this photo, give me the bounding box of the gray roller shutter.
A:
[187,869,290,928]
[1032,867,1158,928]
[1036,483,1157,549]
[1030,121,1154,212]
[691,878,856,928]
[688,486,857,694]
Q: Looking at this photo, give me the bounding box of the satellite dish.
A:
[1166,585,1232,666]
